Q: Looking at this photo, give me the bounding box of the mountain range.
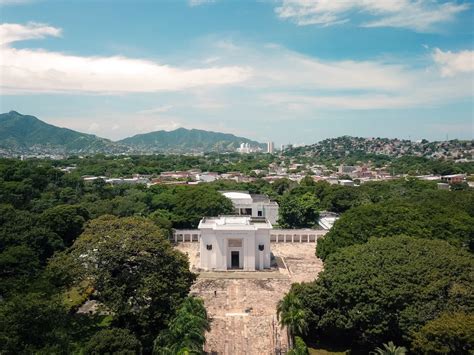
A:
[0,111,264,156]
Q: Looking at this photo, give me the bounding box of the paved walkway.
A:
[198,270,288,280]
[177,243,324,355]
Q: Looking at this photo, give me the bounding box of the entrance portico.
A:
[198,216,272,271]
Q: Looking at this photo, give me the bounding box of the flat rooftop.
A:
[199,216,273,230]
[221,191,252,200]
[220,191,277,205]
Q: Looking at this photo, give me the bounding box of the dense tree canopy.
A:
[317,201,474,260]
[289,236,474,352]
[278,191,320,228]
[1,156,473,354]
[151,185,234,228]
[49,216,196,350]
[411,312,474,354]
[83,328,142,355]
[0,292,70,353]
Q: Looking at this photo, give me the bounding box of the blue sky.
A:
[0,0,473,145]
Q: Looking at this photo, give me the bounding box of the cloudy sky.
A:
[0,0,473,145]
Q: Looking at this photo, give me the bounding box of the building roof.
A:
[220,191,278,205]
[221,191,252,200]
[318,212,340,230]
[198,216,272,230]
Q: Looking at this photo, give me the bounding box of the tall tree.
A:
[49,215,196,350]
[277,291,308,348]
[153,297,209,354]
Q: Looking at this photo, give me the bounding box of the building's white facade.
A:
[221,191,279,225]
[267,141,274,154]
[198,216,272,271]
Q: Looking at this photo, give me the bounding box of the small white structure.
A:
[338,179,355,186]
[318,212,340,230]
[221,191,279,224]
[198,216,272,271]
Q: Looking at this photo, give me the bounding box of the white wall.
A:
[199,229,271,271]
[232,201,279,224]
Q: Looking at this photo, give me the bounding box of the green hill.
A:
[0,111,264,155]
[119,127,264,152]
[0,111,121,154]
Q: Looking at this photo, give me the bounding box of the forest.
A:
[0,156,473,354]
[277,178,474,354]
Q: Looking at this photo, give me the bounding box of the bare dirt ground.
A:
[175,242,324,355]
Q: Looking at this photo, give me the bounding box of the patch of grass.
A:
[63,281,93,311]
[97,314,114,327]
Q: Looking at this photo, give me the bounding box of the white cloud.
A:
[0,23,251,94]
[432,48,474,77]
[137,105,174,114]
[2,23,472,114]
[211,41,416,92]
[275,0,469,31]
[204,41,473,111]
[0,22,61,45]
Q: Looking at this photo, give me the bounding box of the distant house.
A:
[338,164,357,174]
[441,174,466,184]
[197,172,219,183]
[338,179,355,186]
[220,191,279,225]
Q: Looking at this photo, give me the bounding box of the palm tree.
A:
[153,297,209,354]
[276,292,308,349]
[371,341,407,355]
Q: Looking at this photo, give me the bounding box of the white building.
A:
[338,179,355,186]
[237,143,258,154]
[198,216,272,271]
[267,141,274,154]
[221,191,279,224]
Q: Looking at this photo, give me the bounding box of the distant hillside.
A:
[119,127,265,152]
[285,135,473,162]
[0,112,265,156]
[0,111,123,155]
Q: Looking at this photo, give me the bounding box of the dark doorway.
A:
[231,251,240,269]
